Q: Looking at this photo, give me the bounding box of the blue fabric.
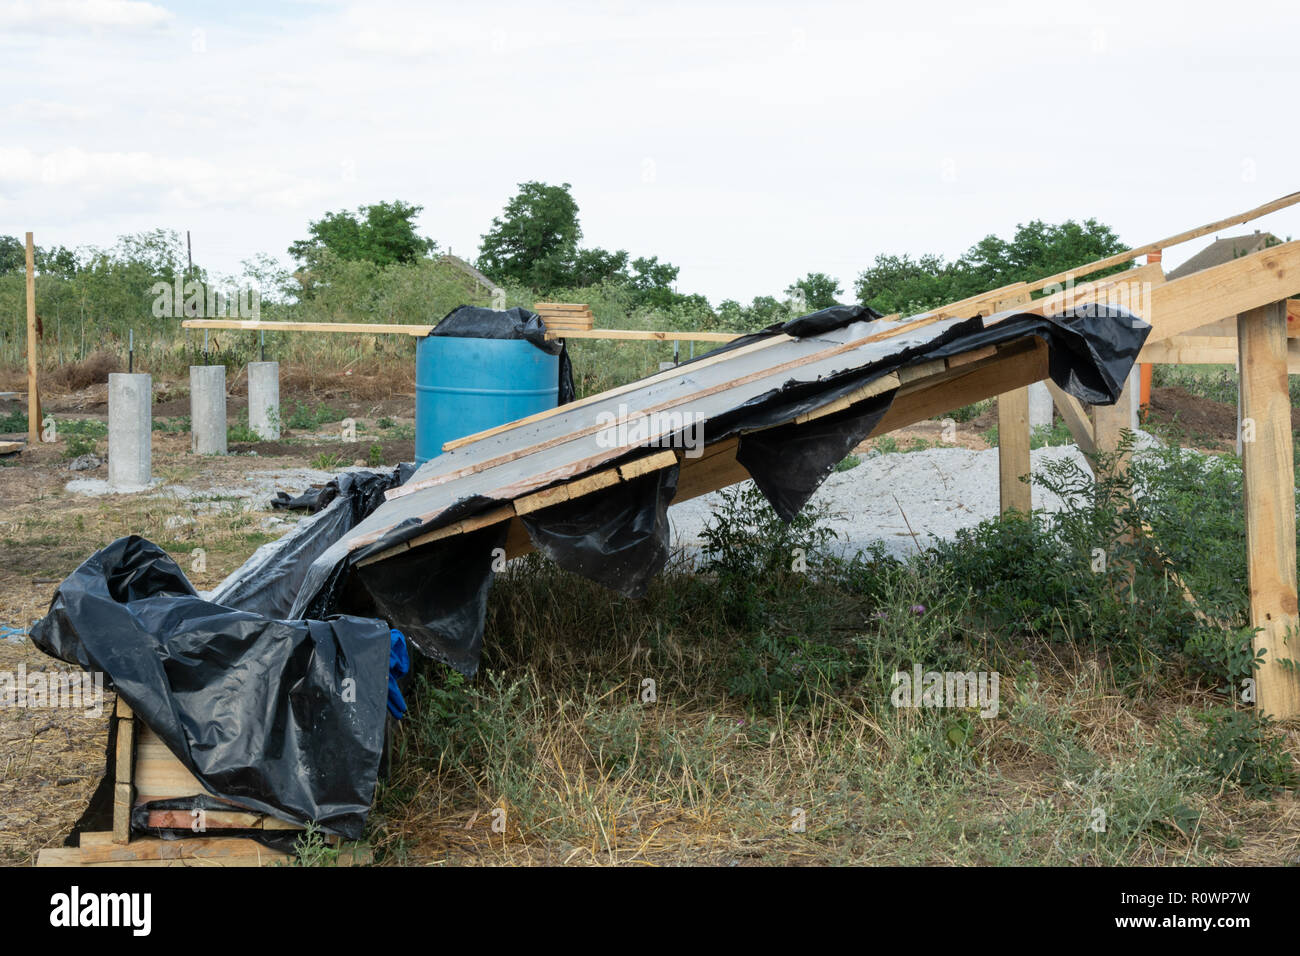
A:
[387,628,410,719]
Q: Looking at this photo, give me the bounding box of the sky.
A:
[2,0,1299,304]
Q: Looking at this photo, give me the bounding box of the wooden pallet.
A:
[36,700,369,867]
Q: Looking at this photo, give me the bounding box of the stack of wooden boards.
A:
[533,302,595,334]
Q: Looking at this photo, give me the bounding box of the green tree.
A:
[0,236,25,274]
[571,246,630,286]
[787,272,842,310]
[289,201,435,271]
[854,219,1129,315]
[478,181,582,289]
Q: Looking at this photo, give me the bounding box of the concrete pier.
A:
[248,361,280,440]
[108,373,152,489]
[1027,381,1053,431]
[190,365,227,455]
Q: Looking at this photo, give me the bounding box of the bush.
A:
[1166,706,1298,798]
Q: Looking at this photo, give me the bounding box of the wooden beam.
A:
[1238,301,1300,719]
[1143,240,1300,342]
[1044,380,1096,457]
[543,328,739,342]
[184,319,433,336]
[1020,190,1300,296]
[995,293,1034,514]
[25,232,40,445]
[872,339,1050,435]
[997,387,1031,513]
[113,698,134,844]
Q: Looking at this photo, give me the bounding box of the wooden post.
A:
[25,232,41,445]
[113,698,135,843]
[996,293,1033,514]
[997,387,1031,514]
[1238,300,1300,719]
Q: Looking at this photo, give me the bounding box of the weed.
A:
[1166,706,1298,798]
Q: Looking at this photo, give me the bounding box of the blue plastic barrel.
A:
[415,336,559,464]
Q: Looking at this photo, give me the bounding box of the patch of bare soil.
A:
[232,438,415,463]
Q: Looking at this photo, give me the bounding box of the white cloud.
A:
[0,0,173,31]
[0,147,331,210]
[3,99,92,122]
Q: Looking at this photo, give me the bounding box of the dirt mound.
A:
[1141,385,1300,450]
[46,351,121,392]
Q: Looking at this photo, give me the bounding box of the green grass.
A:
[369,436,1298,865]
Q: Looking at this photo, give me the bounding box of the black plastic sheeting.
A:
[433,304,576,405]
[215,464,415,619]
[30,537,390,839]
[520,465,680,599]
[295,302,1149,676]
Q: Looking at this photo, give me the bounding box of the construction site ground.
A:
[2,373,1297,867]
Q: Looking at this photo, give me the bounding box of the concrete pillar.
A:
[190,365,227,455]
[1128,364,1141,433]
[1027,381,1053,431]
[108,373,152,489]
[248,361,280,440]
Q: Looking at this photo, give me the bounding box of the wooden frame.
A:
[37,698,369,866]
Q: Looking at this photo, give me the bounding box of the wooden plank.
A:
[113,783,132,844]
[71,834,290,864]
[872,339,1050,436]
[1044,380,1096,457]
[1141,240,1300,342]
[673,438,745,503]
[946,345,998,368]
[25,232,40,445]
[183,319,433,336]
[113,700,134,844]
[1019,190,1300,296]
[356,504,517,567]
[360,451,679,566]
[543,329,739,342]
[997,387,1031,513]
[1238,301,1300,719]
[145,809,263,830]
[533,302,592,312]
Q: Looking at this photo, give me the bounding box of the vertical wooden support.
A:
[24,232,41,445]
[997,386,1031,513]
[1238,301,1300,719]
[996,293,1033,514]
[113,698,135,844]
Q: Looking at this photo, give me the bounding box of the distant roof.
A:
[439,254,502,294]
[1165,231,1282,280]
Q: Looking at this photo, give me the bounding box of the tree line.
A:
[0,181,1131,367]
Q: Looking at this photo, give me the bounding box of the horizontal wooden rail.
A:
[181,318,742,344]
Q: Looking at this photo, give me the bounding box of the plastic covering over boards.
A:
[29,466,417,839]
[290,302,1150,678]
[30,537,390,839]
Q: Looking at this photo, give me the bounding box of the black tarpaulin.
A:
[29,536,391,839]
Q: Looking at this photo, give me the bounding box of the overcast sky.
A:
[3,0,1299,304]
